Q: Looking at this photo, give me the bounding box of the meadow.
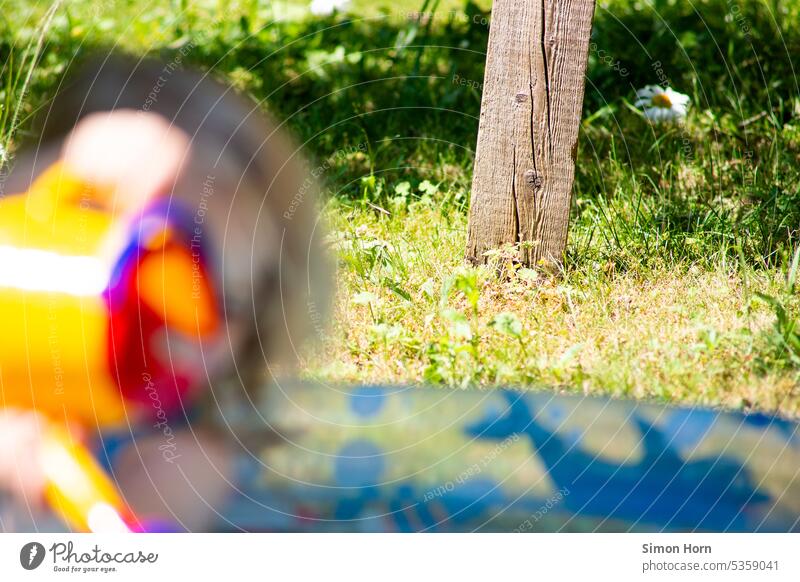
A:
[2,0,800,415]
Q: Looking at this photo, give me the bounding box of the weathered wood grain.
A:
[466,0,596,269]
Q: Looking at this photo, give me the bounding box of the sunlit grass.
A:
[305,201,800,416]
[2,0,800,415]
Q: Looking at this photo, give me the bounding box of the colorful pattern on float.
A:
[215,382,800,532]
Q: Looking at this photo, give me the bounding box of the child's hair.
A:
[9,52,330,394]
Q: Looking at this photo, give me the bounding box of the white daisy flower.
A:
[634,85,690,123]
[310,0,350,16]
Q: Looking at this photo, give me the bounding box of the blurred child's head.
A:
[7,53,331,399]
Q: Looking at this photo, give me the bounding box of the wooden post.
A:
[466,0,596,268]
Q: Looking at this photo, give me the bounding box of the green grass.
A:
[2,0,800,416]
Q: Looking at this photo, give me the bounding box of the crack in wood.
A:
[540,0,554,159]
[511,145,520,244]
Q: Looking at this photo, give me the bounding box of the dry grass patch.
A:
[304,203,800,418]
